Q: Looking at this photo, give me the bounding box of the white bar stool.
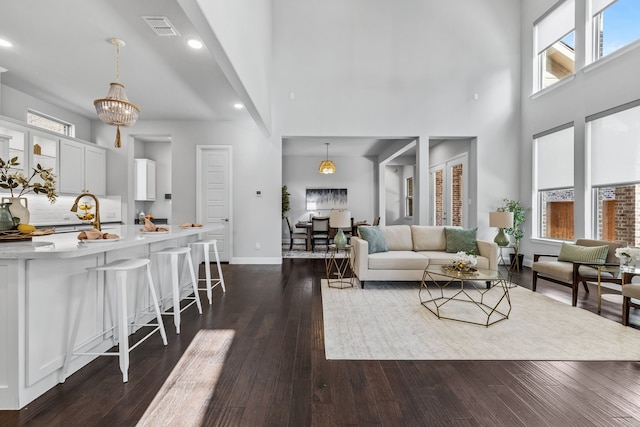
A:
[151,246,202,334]
[190,239,226,304]
[62,258,168,383]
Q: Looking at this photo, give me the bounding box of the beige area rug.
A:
[137,329,235,427]
[321,279,640,360]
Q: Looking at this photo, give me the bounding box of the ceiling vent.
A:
[142,16,180,37]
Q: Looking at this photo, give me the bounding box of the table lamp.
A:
[489,211,514,247]
[330,210,351,248]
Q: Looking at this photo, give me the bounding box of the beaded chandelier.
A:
[94,38,140,148]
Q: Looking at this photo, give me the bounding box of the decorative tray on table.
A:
[0,228,55,242]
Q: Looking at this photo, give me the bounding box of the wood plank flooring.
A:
[1,260,640,426]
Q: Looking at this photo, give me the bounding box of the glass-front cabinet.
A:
[0,121,27,174]
[29,130,58,189]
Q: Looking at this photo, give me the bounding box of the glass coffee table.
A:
[420,265,511,327]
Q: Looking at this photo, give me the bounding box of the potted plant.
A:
[0,157,57,226]
[282,185,291,219]
[501,198,529,268]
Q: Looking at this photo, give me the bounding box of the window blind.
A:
[591,0,617,16]
[535,0,576,54]
[590,103,640,186]
[536,126,574,190]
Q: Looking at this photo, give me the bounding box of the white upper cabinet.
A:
[59,139,106,196]
[134,158,156,201]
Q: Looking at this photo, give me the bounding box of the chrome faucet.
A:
[70,192,101,231]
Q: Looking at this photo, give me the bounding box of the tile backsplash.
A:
[1,194,122,226]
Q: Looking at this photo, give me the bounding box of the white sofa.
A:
[351,225,498,288]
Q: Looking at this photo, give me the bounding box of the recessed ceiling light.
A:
[234,103,244,109]
[0,39,13,48]
[187,38,203,49]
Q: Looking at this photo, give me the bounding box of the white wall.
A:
[520,0,640,262]
[282,155,377,238]
[0,85,92,141]
[272,0,522,242]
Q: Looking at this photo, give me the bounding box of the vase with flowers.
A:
[0,156,57,226]
[615,247,640,272]
[444,251,478,274]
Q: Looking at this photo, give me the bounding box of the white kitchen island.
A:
[0,224,221,409]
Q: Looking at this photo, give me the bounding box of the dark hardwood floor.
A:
[1,260,640,426]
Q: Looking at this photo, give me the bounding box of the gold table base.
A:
[325,244,355,289]
[420,267,512,327]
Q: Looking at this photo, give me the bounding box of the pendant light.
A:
[94,38,140,148]
[318,142,336,174]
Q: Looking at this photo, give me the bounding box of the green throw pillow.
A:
[557,243,609,264]
[358,226,388,254]
[444,227,478,254]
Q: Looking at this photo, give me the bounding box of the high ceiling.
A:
[0,2,418,157]
[0,0,251,122]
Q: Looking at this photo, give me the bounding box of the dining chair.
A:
[286,217,307,250]
[311,216,330,252]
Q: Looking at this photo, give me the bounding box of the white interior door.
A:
[429,153,468,227]
[196,146,232,262]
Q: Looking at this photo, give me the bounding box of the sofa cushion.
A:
[444,227,478,254]
[358,226,388,254]
[411,226,447,251]
[381,225,413,251]
[575,239,625,264]
[557,242,608,264]
[368,251,430,270]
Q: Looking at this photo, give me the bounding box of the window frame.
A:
[27,109,75,137]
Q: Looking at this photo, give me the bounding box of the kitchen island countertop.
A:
[0,224,220,259]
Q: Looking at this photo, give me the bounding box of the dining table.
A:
[295,220,369,251]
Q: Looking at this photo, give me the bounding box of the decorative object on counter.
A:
[0,202,17,232]
[138,211,145,223]
[615,247,640,272]
[70,192,101,231]
[318,142,336,174]
[77,228,119,241]
[93,38,140,148]
[180,223,203,228]
[443,251,478,274]
[0,156,58,226]
[141,217,169,232]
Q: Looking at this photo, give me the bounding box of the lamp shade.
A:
[489,211,514,228]
[330,210,351,228]
[318,160,336,174]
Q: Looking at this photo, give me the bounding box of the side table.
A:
[597,265,640,314]
[325,244,355,288]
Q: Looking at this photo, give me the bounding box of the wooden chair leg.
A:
[532,271,538,292]
[571,282,578,307]
[582,281,589,293]
[623,296,630,326]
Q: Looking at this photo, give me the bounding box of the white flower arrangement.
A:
[615,247,640,260]
[445,251,478,273]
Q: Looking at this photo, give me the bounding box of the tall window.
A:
[27,110,74,137]
[592,0,640,61]
[535,125,574,240]
[589,101,640,246]
[534,0,575,91]
[405,177,413,217]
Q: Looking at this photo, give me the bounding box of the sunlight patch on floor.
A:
[136,329,235,426]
